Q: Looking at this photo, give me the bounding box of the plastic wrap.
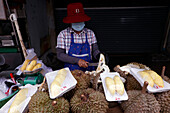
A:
[0,84,37,113]
[45,67,77,99]
[130,68,170,93]
[101,72,128,101]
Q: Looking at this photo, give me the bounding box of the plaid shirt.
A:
[56,27,97,54]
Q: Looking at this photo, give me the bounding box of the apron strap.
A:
[71,32,74,43]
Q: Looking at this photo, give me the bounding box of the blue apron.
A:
[64,32,95,71]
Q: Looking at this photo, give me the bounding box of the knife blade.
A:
[88,63,99,66]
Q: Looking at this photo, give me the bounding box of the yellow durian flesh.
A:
[138,71,154,87]
[8,88,28,113]
[50,82,61,97]
[26,60,37,71]
[32,63,42,71]
[105,77,116,95]
[50,68,67,98]
[20,59,30,71]
[114,75,125,95]
[144,70,164,87]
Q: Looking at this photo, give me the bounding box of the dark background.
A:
[53,0,170,75]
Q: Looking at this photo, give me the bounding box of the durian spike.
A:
[113,65,128,79]
[81,94,88,102]
[161,66,166,77]
[141,81,149,94]
[52,100,57,106]
[39,77,46,91]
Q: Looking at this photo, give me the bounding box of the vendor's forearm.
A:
[56,48,80,64]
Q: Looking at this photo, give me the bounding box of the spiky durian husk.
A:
[52,97,70,113]
[121,90,161,113]
[29,91,52,113]
[29,91,69,113]
[70,88,108,113]
[162,75,170,84]
[155,91,170,113]
[71,70,90,90]
[155,75,170,113]
[126,74,142,90]
[127,62,150,70]
[64,70,90,101]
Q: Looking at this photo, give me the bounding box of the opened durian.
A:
[143,70,164,87]
[121,81,161,113]
[50,68,67,97]
[155,66,170,113]
[105,77,116,95]
[70,88,108,113]
[114,65,142,91]
[29,91,69,113]
[114,75,125,95]
[20,59,30,71]
[138,71,154,87]
[8,88,28,113]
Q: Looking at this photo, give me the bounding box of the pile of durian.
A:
[114,63,170,113]
[20,59,42,72]
[27,69,109,113]
[11,63,168,113]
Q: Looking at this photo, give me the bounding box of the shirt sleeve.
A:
[92,43,101,60]
[56,31,66,49]
[90,30,97,44]
[56,48,80,64]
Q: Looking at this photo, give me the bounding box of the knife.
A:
[88,63,99,66]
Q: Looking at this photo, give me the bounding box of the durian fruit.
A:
[29,91,50,113]
[50,68,67,97]
[71,70,90,90]
[52,97,70,113]
[155,66,170,113]
[126,74,142,91]
[32,63,42,71]
[26,60,37,71]
[127,62,150,70]
[105,77,116,95]
[70,88,108,113]
[8,88,28,113]
[20,59,30,71]
[144,70,164,87]
[114,65,142,91]
[29,91,69,113]
[155,91,170,113]
[114,75,125,95]
[64,70,91,101]
[138,71,154,87]
[121,81,161,113]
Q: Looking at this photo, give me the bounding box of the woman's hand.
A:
[78,59,89,68]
